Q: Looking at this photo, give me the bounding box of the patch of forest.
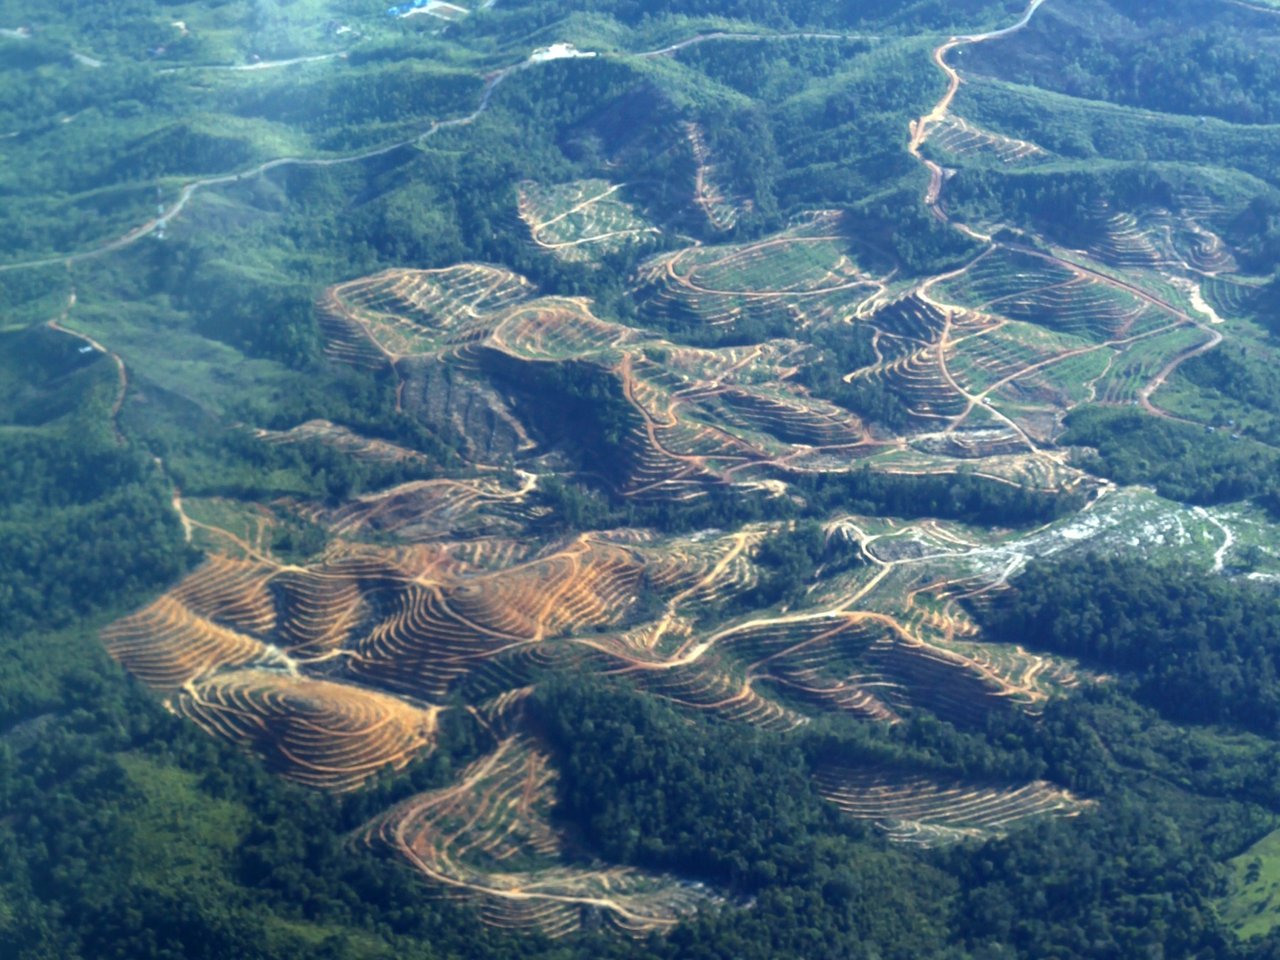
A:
[977,555,1280,735]
[1060,406,1277,506]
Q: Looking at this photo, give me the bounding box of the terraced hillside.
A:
[518,179,660,264]
[9,0,1280,954]
[360,727,719,936]
[93,0,1280,932]
[814,762,1087,845]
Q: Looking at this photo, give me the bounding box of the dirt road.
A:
[46,288,128,445]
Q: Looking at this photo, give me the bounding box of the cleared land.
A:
[814,762,1087,846]
[1222,827,1280,939]
[518,179,660,264]
[75,0,1280,940]
[360,729,718,937]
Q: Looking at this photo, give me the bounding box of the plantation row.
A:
[313,246,1151,503]
[814,762,1085,845]
[360,733,718,937]
[517,178,661,264]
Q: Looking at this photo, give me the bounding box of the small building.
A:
[530,42,597,63]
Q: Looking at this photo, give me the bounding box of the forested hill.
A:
[5,0,1280,957]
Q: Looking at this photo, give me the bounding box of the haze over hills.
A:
[5,0,1280,957]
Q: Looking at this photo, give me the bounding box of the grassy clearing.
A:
[1222,835,1280,944]
[116,752,249,882]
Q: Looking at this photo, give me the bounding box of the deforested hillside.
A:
[5,0,1280,958]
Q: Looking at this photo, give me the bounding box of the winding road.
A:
[637,30,877,59]
[0,30,877,276]
[905,0,1229,423]
[908,0,1048,220]
[46,287,128,445]
[0,60,516,274]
